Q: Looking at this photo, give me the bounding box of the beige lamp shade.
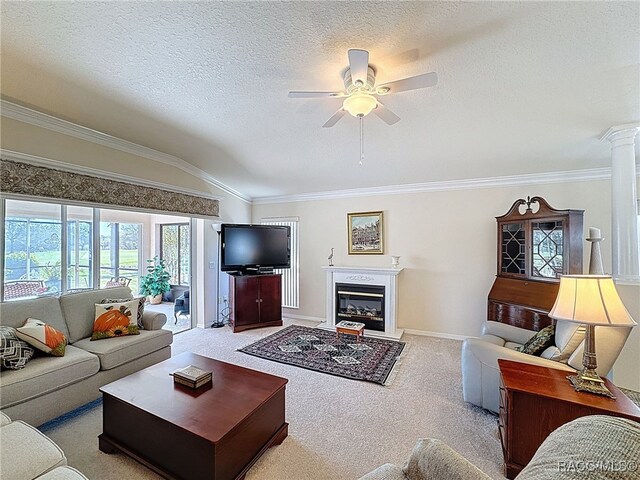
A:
[549,275,637,327]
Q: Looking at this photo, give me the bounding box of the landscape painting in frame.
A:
[348,211,383,254]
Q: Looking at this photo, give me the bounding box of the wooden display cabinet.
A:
[496,196,583,281]
[488,196,584,331]
[229,273,282,332]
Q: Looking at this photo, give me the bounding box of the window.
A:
[99,221,142,291]
[4,200,62,299]
[67,206,93,290]
[160,223,190,286]
[2,198,195,313]
[261,217,299,308]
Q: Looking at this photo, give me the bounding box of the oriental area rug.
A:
[238,325,406,385]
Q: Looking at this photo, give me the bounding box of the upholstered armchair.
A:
[173,291,190,324]
[461,320,632,413]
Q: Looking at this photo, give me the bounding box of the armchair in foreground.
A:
[359,415,640,480]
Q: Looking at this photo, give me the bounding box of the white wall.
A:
[253,179,640,389]
[253,180,613,333]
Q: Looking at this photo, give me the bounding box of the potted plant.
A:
[139,256,171,305]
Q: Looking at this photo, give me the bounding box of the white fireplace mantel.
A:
[318,266,404,340]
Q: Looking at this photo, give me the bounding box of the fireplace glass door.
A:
[335,283,385,332]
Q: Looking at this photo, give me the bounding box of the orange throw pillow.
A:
[92,300,140,341]
[16,318,68,357]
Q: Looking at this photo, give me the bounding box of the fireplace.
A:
[335,283,385,332]
[321,266,403,340]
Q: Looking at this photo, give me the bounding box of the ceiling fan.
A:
[288,49,438,128]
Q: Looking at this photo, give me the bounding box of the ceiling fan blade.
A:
[322,108,347,128]
[376,72,438,94]
[373,102,400,125]
[288,91,344,99]
[348,49,369,87]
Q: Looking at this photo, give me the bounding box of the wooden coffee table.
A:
[99,352,288,480]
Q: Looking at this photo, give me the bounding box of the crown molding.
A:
[0,150,224,201]
[600,122,640,142]
[252,167,622,204]
[0,99,251,203]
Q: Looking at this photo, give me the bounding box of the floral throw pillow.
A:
[92,300,140,341]
[100,297,145,328]
[0,326,35,369]
[517,324,555,356]
[16,318,68,357]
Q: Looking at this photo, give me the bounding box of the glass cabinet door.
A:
[501,223,526,275]
[531,220,564,279]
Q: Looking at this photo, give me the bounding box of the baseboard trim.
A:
[403,328,470,341]
[282,313,325,323]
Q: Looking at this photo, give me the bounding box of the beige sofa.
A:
[0,411,88,479]
[0,287,172,426]
[360,415,640,480]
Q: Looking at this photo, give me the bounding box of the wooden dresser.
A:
[498,359,640,479]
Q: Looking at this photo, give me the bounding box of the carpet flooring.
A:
[40,320,504,479]
[238,325,406,385]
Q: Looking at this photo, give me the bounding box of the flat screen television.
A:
[220,224,291,273]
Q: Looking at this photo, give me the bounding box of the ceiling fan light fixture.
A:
[343,93,377,117]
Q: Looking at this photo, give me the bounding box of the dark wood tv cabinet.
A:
[229,273,282,332]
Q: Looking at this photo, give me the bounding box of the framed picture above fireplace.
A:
[347,211,383,254]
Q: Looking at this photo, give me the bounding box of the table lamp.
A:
[548,275,637,398]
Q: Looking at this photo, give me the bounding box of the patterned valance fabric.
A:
[0,159,219,217]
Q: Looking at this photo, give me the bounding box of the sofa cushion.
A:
[0,345,99,408]
[59,287,132,343]
[504,342,523,351]
[100,296,145,328]
[37,466,89,480]
[91,300,140,341]
[0,326,35,369]
[0,296,69,339]
[73,329,173,370]
[517,325,555,356]
[16,318,68,357]
[0,420,67,479]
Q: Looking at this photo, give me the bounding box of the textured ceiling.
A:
[1,1,639,199]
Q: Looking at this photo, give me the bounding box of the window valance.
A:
[0,159,219,217]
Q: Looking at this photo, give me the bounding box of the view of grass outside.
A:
[100,222,141,292]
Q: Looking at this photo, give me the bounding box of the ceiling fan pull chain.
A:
[359,115,364,166]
